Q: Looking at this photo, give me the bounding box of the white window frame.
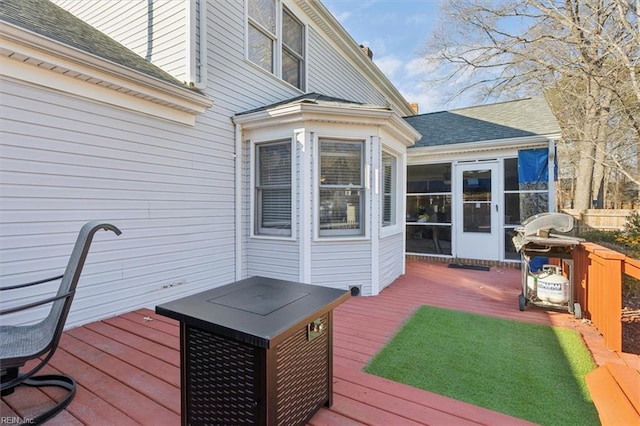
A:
[245,0,306,91]
[381,149,398,228]
[316,138,366,238]
[251,138,295,239]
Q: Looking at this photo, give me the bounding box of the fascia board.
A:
[234,103,421,144]
[408,134,560,158]
[1,23,213,120]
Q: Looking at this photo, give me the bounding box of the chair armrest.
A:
[0,275,64,291]
[0,290,73,316]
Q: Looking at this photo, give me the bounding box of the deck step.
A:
[586,363,640,426]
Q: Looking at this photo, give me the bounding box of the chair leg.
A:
[1,367,19,396]
[21,374,77,425]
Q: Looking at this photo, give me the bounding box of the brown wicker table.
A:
[156,276,350,426]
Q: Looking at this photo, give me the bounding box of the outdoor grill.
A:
[156,276,350,426]
[512,212,584,316]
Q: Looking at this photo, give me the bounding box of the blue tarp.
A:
[518,148,548,184]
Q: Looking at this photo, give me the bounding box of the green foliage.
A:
[365,306,599,426]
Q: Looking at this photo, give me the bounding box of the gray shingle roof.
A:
[236,92,389,116]
[404,96,560,148]
[0,0,190,90]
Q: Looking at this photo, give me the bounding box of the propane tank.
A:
[536,265,570,304]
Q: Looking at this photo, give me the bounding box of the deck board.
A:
[3,260,630,425]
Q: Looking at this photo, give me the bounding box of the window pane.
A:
[258,143,290,185]
[382,151,396,226]
[259,189,291,229]
[406,195,451,223]
[248,24,273,72]
[406,224,452,255]
[320,141,362,186]
[319,189,362,233]
[283,9,303,55]
[504,228,519,260]
[504,158,519,191]
[463,169,491,201]
[319,140,364,236]
[505,192,549,225]
[282,48,301,88]
[407,163,451,193]
[256,142,291,236]
[248,0,275,33]
[463,203,491,233]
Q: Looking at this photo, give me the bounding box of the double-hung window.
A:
[247,0,305,90]
[381,151,397,227]
[319,140,364,237]
[255,141,292,237]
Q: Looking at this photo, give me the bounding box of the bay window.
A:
[319,140,364,237]
[255,141,292,236]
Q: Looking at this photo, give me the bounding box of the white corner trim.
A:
[1,23,212,126]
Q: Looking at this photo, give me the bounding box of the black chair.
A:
[0,221,121,424]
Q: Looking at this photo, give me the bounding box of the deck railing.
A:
[573,242,640,352]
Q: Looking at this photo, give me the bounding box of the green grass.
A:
[364,306,599,425]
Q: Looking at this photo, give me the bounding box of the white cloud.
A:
[404,57,438,78]
[374,55,404,80]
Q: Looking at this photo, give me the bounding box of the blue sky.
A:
[322,0,466,113]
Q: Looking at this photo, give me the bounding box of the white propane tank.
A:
[536,265,570,304]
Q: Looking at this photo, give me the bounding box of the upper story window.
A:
[247,0,306,90]
[255,140,292,237]
[319,140,364,237]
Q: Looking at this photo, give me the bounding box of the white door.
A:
[455,162,500,260]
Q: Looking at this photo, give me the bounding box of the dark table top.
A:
[156,276,350,348]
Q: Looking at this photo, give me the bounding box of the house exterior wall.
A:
[0,78,235,328]
[52,0,191,82]
[1,0,417,327]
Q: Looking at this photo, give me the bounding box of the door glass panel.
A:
[463,169,491,233]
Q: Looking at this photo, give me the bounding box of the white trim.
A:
[370,136,380,295]
[297,129,312,283]
[235,123,244,281]
[1,22,212,126]
[408,135,558,160]
[187,0,207,89]
[380,144,404,238]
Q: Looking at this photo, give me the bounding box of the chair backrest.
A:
[42,222,122,353]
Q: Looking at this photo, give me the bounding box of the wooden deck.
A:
[3,260,638,425]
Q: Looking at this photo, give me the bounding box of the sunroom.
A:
[403,96,562,265]
[233,93,421,296]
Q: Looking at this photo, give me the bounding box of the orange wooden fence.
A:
[573,242,640,352]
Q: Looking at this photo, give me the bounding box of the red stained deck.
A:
[3,261,638,425]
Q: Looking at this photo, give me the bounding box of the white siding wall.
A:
[52,0,189,81]
[0,78,236,328]
[378,233,404,292]
[307,27,388,107]
[1,0,413,328]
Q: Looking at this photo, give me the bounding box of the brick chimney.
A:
[359,44,373,60]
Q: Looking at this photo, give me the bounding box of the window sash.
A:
[319,140,364,236]
[255,141,291,236]
[382,151,396,227]
[246,0,305,90]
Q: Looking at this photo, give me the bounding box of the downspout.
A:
[235,122,243,281]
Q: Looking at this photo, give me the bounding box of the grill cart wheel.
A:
[519,293,526,311]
